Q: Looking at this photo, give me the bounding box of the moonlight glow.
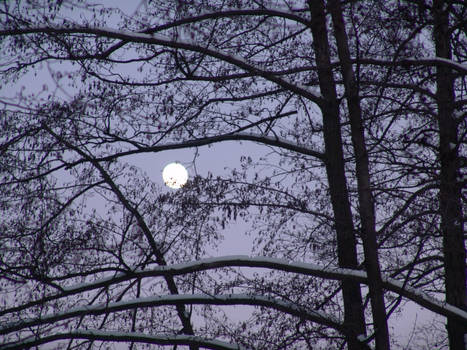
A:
[162,162,188,189]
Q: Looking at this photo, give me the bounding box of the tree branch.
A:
[0,330,247,350]
[3,256,466,324]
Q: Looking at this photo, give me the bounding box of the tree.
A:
[0,1,465,349]
[432,1,466,348]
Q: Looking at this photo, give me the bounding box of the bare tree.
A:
[432,1,466,348]
[0,1,465,349]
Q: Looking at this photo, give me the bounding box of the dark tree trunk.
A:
[433,1,466,349]
[328,1,390,349]
[307,1,367,348]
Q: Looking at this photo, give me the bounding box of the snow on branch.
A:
[0,293,345,336]
[0,26,324,104]
[0,330,247,350]
[355,57,467,74]
[149,8,310,30]
[0,255,359,318]
[3,256,466,327]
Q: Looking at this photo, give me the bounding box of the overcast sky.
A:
[0,1,446,348]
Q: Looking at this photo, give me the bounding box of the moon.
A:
[162,162,188,189]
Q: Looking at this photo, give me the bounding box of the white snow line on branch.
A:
[0,293,344,336]
[59,255,365,293]
[4,256,466,325]
[381,277,467,322]
[96,256,467,322]
[0,26,324,103]
[0,330,248,350]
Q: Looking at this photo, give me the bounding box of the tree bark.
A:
[328,1,390,349]
[307,1,367,348]
[432,1,466,349]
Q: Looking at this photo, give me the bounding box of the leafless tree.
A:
[0,1,465,349]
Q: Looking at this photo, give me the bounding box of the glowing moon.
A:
[162,162,188,189]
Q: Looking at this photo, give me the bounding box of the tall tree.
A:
[0,1,465,349]
[326,1,389,348]
[433,0,466,348]
[307,0,367,347]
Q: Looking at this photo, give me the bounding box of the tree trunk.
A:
[328,1,390,349]
[432,1,466,349]
[307,1,367,348]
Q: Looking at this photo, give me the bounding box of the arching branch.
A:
[0,330,247,350]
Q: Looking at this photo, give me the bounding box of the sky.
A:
[0,1,446,349]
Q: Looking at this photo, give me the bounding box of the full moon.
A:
[162,162,188,189]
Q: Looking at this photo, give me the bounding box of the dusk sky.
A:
[1,1,464,349]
